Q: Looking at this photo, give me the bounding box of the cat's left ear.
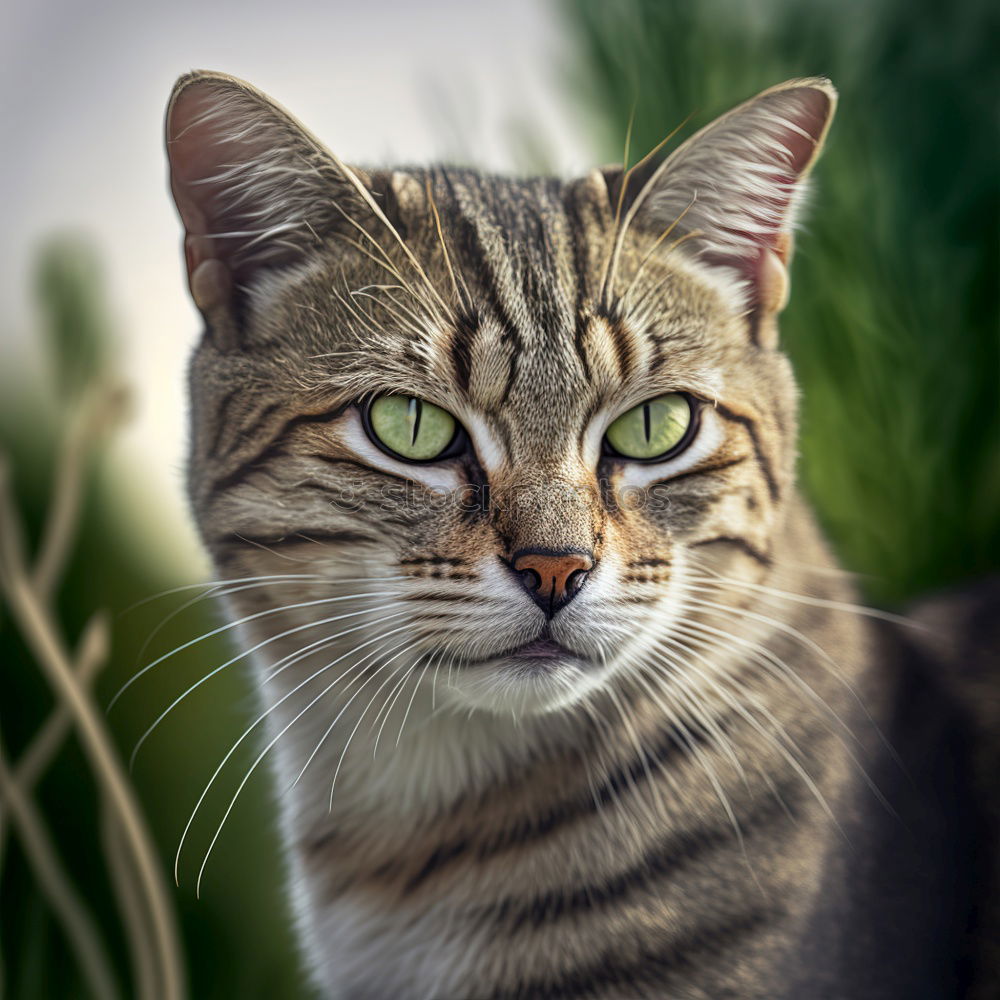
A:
[620,77,836,345]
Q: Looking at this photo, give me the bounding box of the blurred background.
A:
[0,0,996,996]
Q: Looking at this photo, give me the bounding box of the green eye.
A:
[365,395,459,462]
[604,393,694,461]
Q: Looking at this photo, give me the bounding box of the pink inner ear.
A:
[167,87,228,277]
[720,88,832,298]
[166,83,287,289]
[781,89,831,175]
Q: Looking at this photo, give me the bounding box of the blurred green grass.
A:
[1,2,997,996]
[564,0,999,603]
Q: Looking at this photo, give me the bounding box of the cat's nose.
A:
[510,549,595,617]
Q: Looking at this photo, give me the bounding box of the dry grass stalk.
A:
[0,380,186,1000]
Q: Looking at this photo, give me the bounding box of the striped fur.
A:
[167,72,987,998]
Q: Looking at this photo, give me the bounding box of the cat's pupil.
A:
[407,397,422,446]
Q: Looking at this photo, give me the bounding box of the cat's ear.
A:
[165,70,372,347]
[621,78,836,341]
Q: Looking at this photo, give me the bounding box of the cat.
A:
[165,70,997,999]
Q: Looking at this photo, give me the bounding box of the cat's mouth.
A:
[437,630,606,715]
[461,636,587,669]
[505,638,574,660]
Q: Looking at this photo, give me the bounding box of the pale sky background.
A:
[1,0,592,573]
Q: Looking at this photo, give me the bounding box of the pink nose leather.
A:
[512,550,594,615]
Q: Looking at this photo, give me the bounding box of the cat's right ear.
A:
[165,70,369,348]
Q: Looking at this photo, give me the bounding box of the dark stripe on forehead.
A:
[441,170,581,394]
[440,170,525,396]
[440,171,518,333]
[647,332,666,375]
[610,317,636,378]
[564,189,598,385]
[596,304,636,379]
[515,183,574,349]
[499,328,522,398]
[564,186,594,306]
[572,309,593,385]
[520,252,565,348]
[449,308,477,393]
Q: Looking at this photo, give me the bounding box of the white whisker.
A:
[372,661,420,757]
[189,623,418,897]
[395,659,432,749]
[171,610,413,885]
[117,573,326,616]
[110,584,405,711]
[129,602,410,769]
[287,632,418,792]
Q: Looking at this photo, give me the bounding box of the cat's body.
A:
[166,72,996,998]
[216,489,983,1000]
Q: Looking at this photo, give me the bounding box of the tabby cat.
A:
[165,71,995,998]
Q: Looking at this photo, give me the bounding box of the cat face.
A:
[169,73,834,716]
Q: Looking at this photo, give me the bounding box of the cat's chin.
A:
[440,653,608,717]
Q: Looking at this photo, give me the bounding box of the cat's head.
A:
[167,71,835,717]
